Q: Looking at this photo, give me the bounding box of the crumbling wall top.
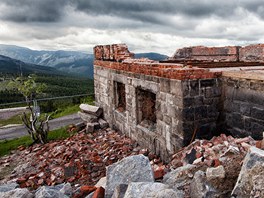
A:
[94,44,134,62]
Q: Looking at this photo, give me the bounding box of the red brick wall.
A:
[94,60,221,80]
[94,44,134,62]
[239,44,264,62]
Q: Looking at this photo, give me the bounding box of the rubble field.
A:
[0,128,164,191]
[0,126,263,198]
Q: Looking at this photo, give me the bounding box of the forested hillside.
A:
[0,75,94,105]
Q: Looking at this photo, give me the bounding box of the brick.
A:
[92,187,105,198]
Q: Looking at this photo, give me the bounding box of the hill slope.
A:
[0,44,168,78]
[0,55,64,76]
[0,44,93,78]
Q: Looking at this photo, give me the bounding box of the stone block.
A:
[112,184,128,198]
[78,111,98,123]
[105,155,154,198]
[123,182,182,198]
[251,106,264,120]
[160,78,170,93]
[98,118,109,129]
[232,147,264,198]
[163,164,199,194]
[170,79,182,96]
[206,165,226,181]
[200,79,216,87]
[189,80,199,97]
[86,122,100,133]
[0,188,33,198]
[80,104,103,117]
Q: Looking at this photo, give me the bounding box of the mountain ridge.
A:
[0,54,66,76]
[0,44,168,78]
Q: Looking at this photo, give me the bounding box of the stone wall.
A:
[172,46,240,62]
[171,44,264,63]
[94,61,221,160]
[222,76,264,140]
[93,43,264,161]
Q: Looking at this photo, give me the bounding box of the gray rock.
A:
[78,111,98,123]
[105,155,154,198]
[98,118,109,128]
[0,188,33,198]
[232,147,264,198]
[59,183,72,197]
[79,104,103,117]
[0,183,18,192]
[112,184,128,198]
[190,170,213,198]
[95,176,107,188]
[163,164,199,194]
[86,122,100,133]
[35,186,68,198]
[123,182,181,198]
[206,165,225,181]
[75,122,86,130]
[148,188,184,198]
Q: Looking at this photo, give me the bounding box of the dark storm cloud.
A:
[0,0,69,22]
[73,0,264,23]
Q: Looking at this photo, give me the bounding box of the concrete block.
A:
[98,118,109,129]
[80,104,103,117]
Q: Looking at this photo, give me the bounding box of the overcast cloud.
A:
[0,0,264,55]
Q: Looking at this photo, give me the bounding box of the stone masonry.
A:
[93,43,264,161]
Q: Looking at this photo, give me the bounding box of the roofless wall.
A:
[93,44,264,162]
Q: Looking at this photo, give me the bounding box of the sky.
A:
[0,0,264,56]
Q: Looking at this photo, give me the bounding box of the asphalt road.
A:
[0,113,82,140]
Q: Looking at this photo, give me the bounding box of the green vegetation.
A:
[0,127,71,157]
[8,75,50,144]
[0,75,94,105]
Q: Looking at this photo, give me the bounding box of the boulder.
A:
[78,111,98,123]
[232,147,264,198]
[59,183,72,197]
[0,183,18,192]
[112,184,128,198]
[35,186,68,198]
[79,104,103,117]
[190,170,209,198]
[163,164,200,194]
[206,165,225,181]
[95,177,106,188]
[105,155,154,198]
[123,182,182,198]
[0,188,33,198]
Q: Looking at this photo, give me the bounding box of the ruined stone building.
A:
[93,43,264,161]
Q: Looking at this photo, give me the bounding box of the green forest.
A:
[0,74,94,111]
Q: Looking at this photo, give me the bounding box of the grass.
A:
[49,96,95,119]
[51,104,80,119]
[0,127,71,157]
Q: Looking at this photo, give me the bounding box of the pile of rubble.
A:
[0,104,263,197]
[2,144,262,198]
